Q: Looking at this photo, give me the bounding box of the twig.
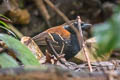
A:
[45,38,67,66]
[34,0,51,27]
[57,33,65,55]
[77,16,93,72]
[48,33,65,55]
[60,43,64,55]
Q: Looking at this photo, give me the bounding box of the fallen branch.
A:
[0,66,120,80]
[77,16,93,72]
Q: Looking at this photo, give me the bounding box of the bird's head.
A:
[63,21,92,34]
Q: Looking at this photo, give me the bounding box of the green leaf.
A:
[0,20,10,29]
[93,7,120,55]
[94,22,116,54]
[109,11,120,48]
[0,14,11,22]
[0,25,17,38]
[0,14,17,38]
[0,34,40,66]
[0,52,19,68]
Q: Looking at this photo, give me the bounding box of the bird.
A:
[32,20,92,60]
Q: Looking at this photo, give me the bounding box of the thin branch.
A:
[77,16,93,72]
[57,33,65,55]
[34,0,51,27]
[45,38,67,66]
[59,43,64,55]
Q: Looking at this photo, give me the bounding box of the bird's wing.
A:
[32,32,53,45]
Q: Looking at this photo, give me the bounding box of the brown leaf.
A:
[44,50,57,64]
[21,36,44,61]
[69,37,112,63]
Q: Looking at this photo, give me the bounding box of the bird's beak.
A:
[81,23,92,30]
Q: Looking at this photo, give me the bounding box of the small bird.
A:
[32,20,92,60]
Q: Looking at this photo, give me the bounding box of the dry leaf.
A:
[21,36,44,61]
[69,37,112,63]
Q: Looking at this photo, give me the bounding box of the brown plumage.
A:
[32,25,70,45]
